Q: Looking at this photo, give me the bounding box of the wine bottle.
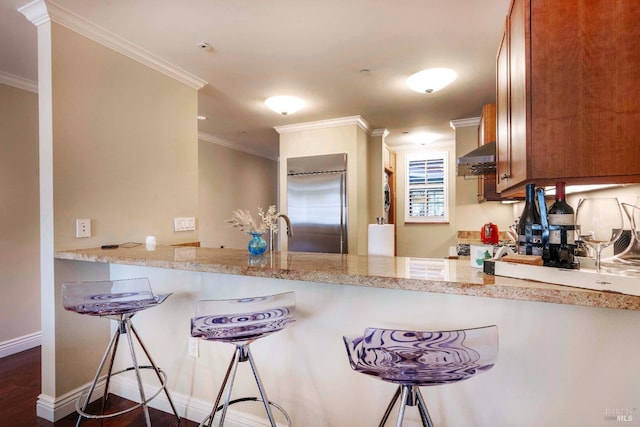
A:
[517,183,543,256]
[547,182,578,267]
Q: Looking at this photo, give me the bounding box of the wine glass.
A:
[575,198,624,272]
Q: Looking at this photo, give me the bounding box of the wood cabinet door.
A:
[478,104,500,202]
[506,0,528,189]
[496,25,511,193]
[530,0,640,182]
[498,0,640,191]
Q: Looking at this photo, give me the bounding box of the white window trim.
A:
[405,151,449,223]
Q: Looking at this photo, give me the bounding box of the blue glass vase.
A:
[248,232,267,255]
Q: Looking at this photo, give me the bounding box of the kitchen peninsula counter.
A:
[54,246,640,311]
[50,246,640,425]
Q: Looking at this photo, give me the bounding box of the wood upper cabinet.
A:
[497,0,528,193]
[383,144,395,172]
[496,0,640,193]
[477,103,501,202]
[478,104,496,146]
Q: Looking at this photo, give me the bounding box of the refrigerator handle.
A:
[340,172,345,254]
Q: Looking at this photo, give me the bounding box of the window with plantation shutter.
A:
[405,151,448,223]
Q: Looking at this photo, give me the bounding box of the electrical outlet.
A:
[188,337,199,357]
[75,219,91,238]
[174,217,196,232]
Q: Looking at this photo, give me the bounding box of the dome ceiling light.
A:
[407,68,457,94]
[265,96,305,115]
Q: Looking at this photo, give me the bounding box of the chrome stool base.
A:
[199,344,291,427]
[75,315,180,427]
[379,385,434,427]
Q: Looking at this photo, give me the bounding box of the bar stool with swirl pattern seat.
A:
[343,325,498,427]
[191,291,296,427]
[61,278,180,426]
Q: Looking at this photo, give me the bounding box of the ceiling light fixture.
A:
[264,96,305,115]
[197,115,207,120]
[407,68,457,94]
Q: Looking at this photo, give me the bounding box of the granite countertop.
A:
[54,246,640,311]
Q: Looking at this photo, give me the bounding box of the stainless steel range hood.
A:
[457,141,496,176]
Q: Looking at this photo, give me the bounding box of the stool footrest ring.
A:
[76,365,168,420]
[199,397,291,427]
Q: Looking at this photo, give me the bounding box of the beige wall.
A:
[395,144,458,257]
[278,122,369,254]
[52,25,199,250]
[395,124,514,258]
[367,132,385,223]
[454,125,515,233]
[39,22,199,399]
[355,124,370,253]
[198,140,277,249]
[0,83,41,344]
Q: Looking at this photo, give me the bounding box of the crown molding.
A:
[19,0,207,91]
[0,70,38,93]
[371,128,389,138]
[18,0,50,26]
[449,117,480,129]
[198,132,277,161]
[274,115,370,135]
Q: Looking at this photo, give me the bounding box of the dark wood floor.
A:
[0,347,199,426]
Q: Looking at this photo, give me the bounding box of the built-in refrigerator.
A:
[287,153,347,253]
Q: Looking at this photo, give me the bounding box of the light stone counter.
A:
[54,246,640,310]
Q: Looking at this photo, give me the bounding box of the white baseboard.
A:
[0,331,41,358]
[34,366,284,425]
[36,379,106,422]
[110,375,286,427]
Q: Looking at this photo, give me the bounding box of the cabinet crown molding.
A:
[450,117,480,129]
[371,128,390,138]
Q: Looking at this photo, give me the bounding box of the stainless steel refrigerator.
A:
[287,153,347,253]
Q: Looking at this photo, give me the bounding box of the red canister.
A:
[481,223,500,245]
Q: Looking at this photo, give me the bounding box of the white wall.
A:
[0,83,41,348]
[198,139,277,250]
[107,262,640,427]
[566,184,640,220]
[507,184,640,259]
[568,184,640,259]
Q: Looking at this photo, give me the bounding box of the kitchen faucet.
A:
[277,213,294,238]
[269,213,294,252]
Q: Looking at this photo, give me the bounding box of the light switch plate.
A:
[174,217,196,232]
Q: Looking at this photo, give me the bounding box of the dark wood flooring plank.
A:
[0,347,199,426]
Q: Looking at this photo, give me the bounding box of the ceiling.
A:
[0,0,510,159]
